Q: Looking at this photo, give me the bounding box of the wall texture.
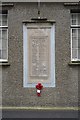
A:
[2,2,78,107]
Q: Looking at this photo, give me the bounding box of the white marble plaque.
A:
[28,27,50,78]
[23,22,55,87]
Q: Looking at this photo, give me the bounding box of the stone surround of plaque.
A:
[23,22,55,87]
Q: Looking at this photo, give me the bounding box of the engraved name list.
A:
[28,28,50,78]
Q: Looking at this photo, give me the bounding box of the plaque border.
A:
[23,21,55,87]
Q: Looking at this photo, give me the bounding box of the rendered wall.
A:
[2,2,78,107]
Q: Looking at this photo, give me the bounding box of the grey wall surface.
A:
[2,2,78,107]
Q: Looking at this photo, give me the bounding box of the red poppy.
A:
[36,83,43,90]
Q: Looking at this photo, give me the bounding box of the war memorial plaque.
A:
[28,28,50,78]
[26,23,51,83]
[23,22,55,86]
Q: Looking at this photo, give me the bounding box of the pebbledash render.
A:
[0,1,80,108]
